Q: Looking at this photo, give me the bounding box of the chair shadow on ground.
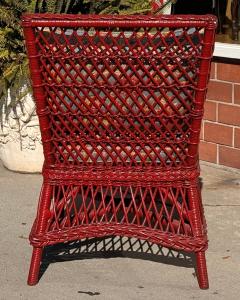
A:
[39,235,197,281]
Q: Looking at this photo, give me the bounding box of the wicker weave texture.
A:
[22,14,217,288]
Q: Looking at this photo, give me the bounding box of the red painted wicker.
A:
[22,14,217,288]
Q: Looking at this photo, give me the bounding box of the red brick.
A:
[219,146,240,169]
[210,62,216,79]
[217,63,240,83]
[200,122,204,140]
[234,128,240,149]
[233,84,240,105]
[204,122,233,146]
[203,101,217,121]
[199,141,217,163]
[218,104,240,126]
[206,80,232,103]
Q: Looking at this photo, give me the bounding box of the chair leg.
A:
[187,184,209,289]
[196,251,209,289]
[28,247,43,286]
[28,184,52,285]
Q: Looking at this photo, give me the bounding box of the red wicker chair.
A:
[22,13,217,288]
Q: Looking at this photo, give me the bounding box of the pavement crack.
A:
[77,291,100,296]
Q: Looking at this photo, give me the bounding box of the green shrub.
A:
[34,0,152,14]
[0,0,34,121]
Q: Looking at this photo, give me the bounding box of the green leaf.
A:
[0,49,9,59]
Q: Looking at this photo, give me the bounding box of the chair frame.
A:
[22,14,217,288]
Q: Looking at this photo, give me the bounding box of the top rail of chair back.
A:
[22,14,217,28]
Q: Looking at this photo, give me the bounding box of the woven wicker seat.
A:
[22,14,217,288]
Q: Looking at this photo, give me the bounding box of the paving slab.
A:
[0,161,239,300]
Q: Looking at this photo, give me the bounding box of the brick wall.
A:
[200,62,240,169]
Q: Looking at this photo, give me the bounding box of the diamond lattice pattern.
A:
[36,26,204,167]
[46,184,193,237]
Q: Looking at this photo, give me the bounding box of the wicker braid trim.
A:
[43,166,200,185]
[30,223,208,252]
